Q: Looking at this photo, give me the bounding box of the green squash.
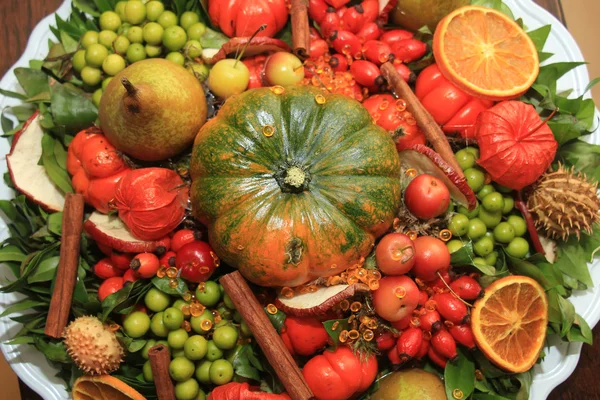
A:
[190,85,401,287]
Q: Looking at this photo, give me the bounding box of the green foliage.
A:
[445,349,476,399]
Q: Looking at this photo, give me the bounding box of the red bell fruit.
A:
[391,39,428,63]
[171,229,203,252]
[280,316,329,356]
[356,22,382,43]
[373,275,419,322]
[130,253,160,279]
[375,331,396,352]
[431,329,458,360]
[449,324,476,350]
[449,275,484,301]
[375,232,416,275]
[380,29,414,45]
[308,0,329,23]
[432,292,469,325]
[98,277,124,302]
[329,30,362,59]
[264,52,305,86]
[328,54,349,72]
[350,60,384,90]
[302,347,377,400]
[428,345,448,369]
[404,174,451,219]
[93,258,124,280]
[123,268,138,284]
[362,40,392,65]
[411,236,451,282]
[396,327,423,362]
[419,310,442,333]
[341,4,366,33]
[242,54,268,89]
[176,241,219,283]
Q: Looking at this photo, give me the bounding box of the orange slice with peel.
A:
[471,275,548,373]
[73,375,146,400]
[433,6,539,101]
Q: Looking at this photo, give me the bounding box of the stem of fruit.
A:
[529,107,559,134]
[436,270,473,308]
[233,24,267,68]
[121,77,141,114]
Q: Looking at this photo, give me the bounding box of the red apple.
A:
[176,241,218,283]
[411,236,450,282]
[375,233,416,275]
[264,52,305,86]
[403,174,451,219]
[373,275,419,322]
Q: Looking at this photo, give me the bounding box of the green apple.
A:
[263,52,305,86]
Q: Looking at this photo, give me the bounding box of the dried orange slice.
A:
[471,275,548,373]
[73,375,145,400]
[433,6,539,101]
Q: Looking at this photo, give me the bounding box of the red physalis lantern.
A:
[475,101,558,190]
[208,0,289,38]
[113,168,189,240]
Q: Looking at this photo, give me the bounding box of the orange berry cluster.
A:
[302,55,365,102]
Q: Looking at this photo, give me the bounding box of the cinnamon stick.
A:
[44,193,85,339]
[149,344,176,400]
[380,62,465,177]
[291,0,310,60]
[220,272,314,400]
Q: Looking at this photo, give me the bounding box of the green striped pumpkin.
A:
[190,85,401,287]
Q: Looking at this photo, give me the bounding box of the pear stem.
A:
[233,24,267,68]
[121,77,138,96]
[121,78,141,114]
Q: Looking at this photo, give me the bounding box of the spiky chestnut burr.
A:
[527,164,600,241]
[63,316,124,375]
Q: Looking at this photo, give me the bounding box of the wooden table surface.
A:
[0,0,597,399]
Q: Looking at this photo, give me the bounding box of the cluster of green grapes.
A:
[72,0,210,106]
[446,147,530,267]
[121,282,251,400]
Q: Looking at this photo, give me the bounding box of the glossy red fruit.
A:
[321,9,341,38]
[432,292,469,325]
[362,40,392,65]
[396,327,423,362]
[431,329,458,360]
[308,0,329,23]
[416,337,430,360]
[110,251,134,270]
[310,39,329,60]
[412,236,451,282]
[159,250,177,268]
[93,258,124,280]
[373,276,420,322]
[323,0,351,8]
[97,242,113,256]
[98,276,124,302]
[449,324,476,350]
[329,30,362,59]
[419,310,442,333]
[328,54,349,72]
[356,22,382,43]
[341,4,365,33]
[171,229,202,252]
[449,275,484,301]
[404,174,451,219]
[176,241,219,283]
[360,0,379,23]
[428,345,448,368]
[418,290,429,307]
[123,268,138,284]
[380,29,414,45]
[391,39,428,63]
[350,60,383,90]
[375,331,396,352]
[280,316,329,356]
[130,253,160,279]
[388,345,402,365]
[392,61,415,83]
[391,315,411,331]
[375,232,416,275]
[429,270,452,291]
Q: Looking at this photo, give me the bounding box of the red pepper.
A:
[208,382,291,400]
[280,315,329,356]
[208,0,289,38]
[67,128,131,213]
[415,64,494,139]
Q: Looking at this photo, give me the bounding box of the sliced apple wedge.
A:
[84,212,169,253]
[399,144,477,210]
[6,112,65,212]
[275,283,369,317]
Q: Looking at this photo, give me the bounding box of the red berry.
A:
[380,29,414,45]
[171,229,202,252]
[308,0,329,24]
[429,270,452,291]
[404,174,451,219]
[375,331,396,352]
[329,30,362,59]
[391,39,428,63]
[449,276,484,301]
[328,54,348,72]
[98,276,124,302]
[419,310,442,333]
[392,61,415,83]
[431,329,458,360]
[93,257,124,280]
[159,250,177,268]
[321,9,341,38]
[130,253,160,279]
[350,60,384,90]
[412,236,451,282]
[123,268,138,284]
[418,290,429,307]
[341,4,365,34]
[432,292,469,325]
[391,315,411,331]
[356,22,382,43]
[309,39,329,61]
[110,251,134,270]
[362,40,392,65]
[388,345,402,365]
[427,345,448,369]
[176,241,219,283]
[449,324,476,350]
[416,337,430,360]
[360,0,379,23]
[396,327,423,362]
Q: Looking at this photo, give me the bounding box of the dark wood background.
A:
[0,0,597,399]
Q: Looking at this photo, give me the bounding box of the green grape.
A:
[166,52,185,65]
[163,26,187,51]
[102,54,126,75]
[180,11,200,30]
[85,43,109,68]
[141,339,157,360]
[145,44,162,58]
[72,50,87,73]
[115,1,128,21]
[494,183,513,193]
[502,196,514,215]
[455,149,476,170]
[143,22,164,45]
[98,30,118,49]
[81,31,99,49]
[127,26,144,43]
[175,379,200,400]
[143,360,154,382]
[113,35,130,54]
[118,22,131,36]
[506,237,530,258]
[448,214,469,236]
[102,77,113,90]
[99,11,122,32]
[473,236,494,257]
[126,43,147,63]
[188,63,209,82]
[168,329,189,349]
[476,184,495,200]
[467,218,487,241]
[484,251,498,266]
[125,0,147,25]
[184,40,202,58]
[478,208,502,229]
[481,192,504,213]
[473,257,487,267]
[457,201,479,219]
[81,66,102,86]
[158,10,178,28]
[146,0,165,21]
[493,222,515,244]
[507,215,527,237]
[187,22,206,40]
[92,88,103,107]
[464,167,485,193]
[223,294,235,310]
[464,146,480,159]
[446,239,463,254]
[195,360,212,385]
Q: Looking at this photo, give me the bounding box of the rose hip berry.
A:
[356,22,382,43]
[416,337,430,360]
[171,229,202,252]
[375,331,396,352]
[380,29,414,45]
[396,327,423,363]
[388,345,402,365]
[419,310,442,333]
[359,0,379,23]
[176,241,219,283]
[427,346,448,369]
[328,54,349,72]
[391,39,428,63]
[341,4,365,33]
[123,268,138,284]
[98,276,124,301]
[429,270,452,291]
[110,251,134,270]
[418,290,429,307]
[159,250,177,268]
[431,329,458,360]
[321,9,341,38]
[362,40,392,65]
[449,275,484,301]
[308,0,329,23]
[449,324,476,350]
[310,39,330,60]
[391,315,411,331]
[432,292,469,325]
[93,258,124,279]
[392,61,415,83]
[130,253,161,279]
[329,30,362,59]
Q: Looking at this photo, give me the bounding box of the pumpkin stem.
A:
[121,78,141,114]
[274,164,311,193]
[233,24,267,68]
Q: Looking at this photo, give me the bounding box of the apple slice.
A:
[6,112,65,212]
[398,144,477,210]
[209,37,291,64]
[275,283,369,317]
[84,212,169,253]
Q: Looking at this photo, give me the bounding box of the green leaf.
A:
[557,140,600,182]
[50,82,98,135]
[200,28,229,49]
[126,338,148,353]
[28,255,60,283]
[473,394,511,400]
[14,68,49,98]
[444,349,475,400]
[4,336,35,345]
[47,212,63,235]
[504,252,552,289]
[451,242,499,276]
[536,62,587,92]
[101,280,152,321]
[514,371,533,400]
[73,0,101,16]
[263,306,286,334]
[54,139,68,170]
[0,299,48,318]
[527,25,552,54]
[470,0,514,19]
[33,336,70,363]
[41,133,74,193]
[232,344,261,381]
[151,276,188,296]
[0,88,27,100]
[60,31,79,53]
[557,295,575,336]
[322,319,349,348]
[0,245,26,263]
[567,313,593,344]
[554,237,594,288]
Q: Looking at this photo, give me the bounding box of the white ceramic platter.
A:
[0,0,598,399]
